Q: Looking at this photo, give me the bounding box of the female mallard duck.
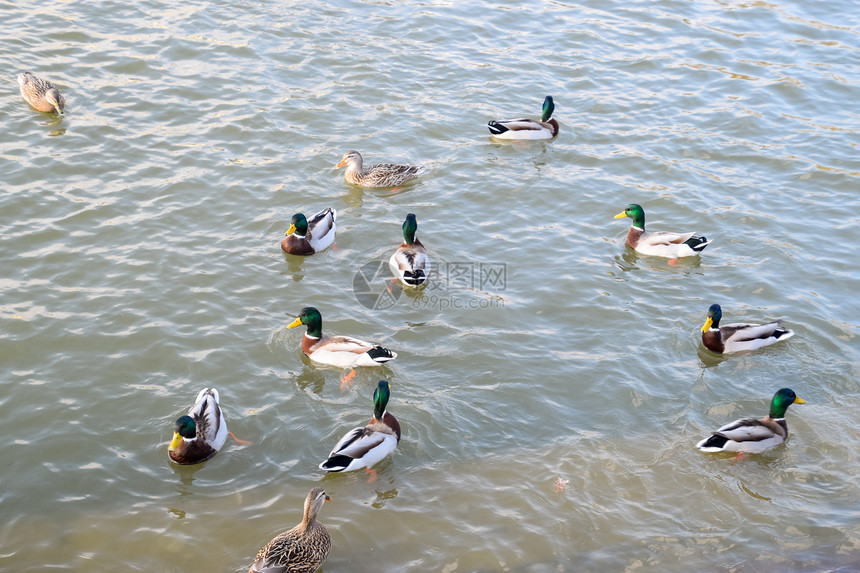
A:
[487,95,559,140]
[287,306,396,368]
[697,388,805,453]
[320,380,401,473]
[336,150,425,188]
[248,487,331,573]
[701,303,795,354]
[168,388,228,465]
[614,203,710,257]
[389,213,429,287]
[281,208,337,255]
[18,72,65,115]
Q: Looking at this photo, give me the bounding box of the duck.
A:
[696,388,806,453]
[248,487,331,573]
[286,306,396,368]
[281,208,337,255]
[168,388,228,465]
[320,380,401,473]
[336,150,425,188]
[487,95,559,140]
[701,303,795,354]
[389,213,430,287]
[18,72,65,115]
[614,203,710,257]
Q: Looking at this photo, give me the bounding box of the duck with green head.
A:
[336,150,425,188]
[18,72,65,115]
[487,95,559,140]
[168,388,228,465]
[614,203,710,258]
[389,213,430,287]
[701,303,795,354]
[281,208,336,255]
[286,306,396,368]
[697,388,805,453]
[320,380,401,473]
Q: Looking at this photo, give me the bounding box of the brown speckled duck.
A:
[18,72,65,115]
[336,150,425,188]
[249,487,332,573]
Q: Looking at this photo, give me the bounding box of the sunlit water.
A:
[1,0,858,571]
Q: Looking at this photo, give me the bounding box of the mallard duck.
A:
[336,150,425,188]
[389,213,430,287]
[701,303,795,354]
[614,203,710,257]
[320,380,401,472]
[18,72,65,115]
[287,306,396,368]
[487,95,559,140]
[697,388,806,453]
[248,487,331,573]
[281,208,337,255]
[168,388,228,465]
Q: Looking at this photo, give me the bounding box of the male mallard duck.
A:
[701,303,795,354]
[248,487,331,573]
[336,150,425,188]
[320,380,401,472]
[281,208,337,255]
[614,203,710,257]
[287,306,396,368]
[168,388,228,465]
[18,72,65,115]
[389,213,430,287]
[487,95,559,140]
[697,388,805,453]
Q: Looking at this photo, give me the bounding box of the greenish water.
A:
[1,1,858,572]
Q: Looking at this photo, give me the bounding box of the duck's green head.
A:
[287,306,323,337]
[701,304,722,332]
[286,213,308,237]
[614,203,645,229]
[169,415,197,450]
[402,213,419,245]
[769,387,805,419]
[541,96,555,122]
[372,380,391,420]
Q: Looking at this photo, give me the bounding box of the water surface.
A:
[1,0,859,572]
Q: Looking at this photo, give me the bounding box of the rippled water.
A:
[1,0,859,571]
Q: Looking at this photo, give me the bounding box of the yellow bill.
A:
[168,432,183,451]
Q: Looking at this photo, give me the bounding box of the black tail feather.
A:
[700,434,729,449]
[487,120,508,135]
[366,346,395,361]
[320,455,351,471]
[684,235,710,252]
[402,269,426,286]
